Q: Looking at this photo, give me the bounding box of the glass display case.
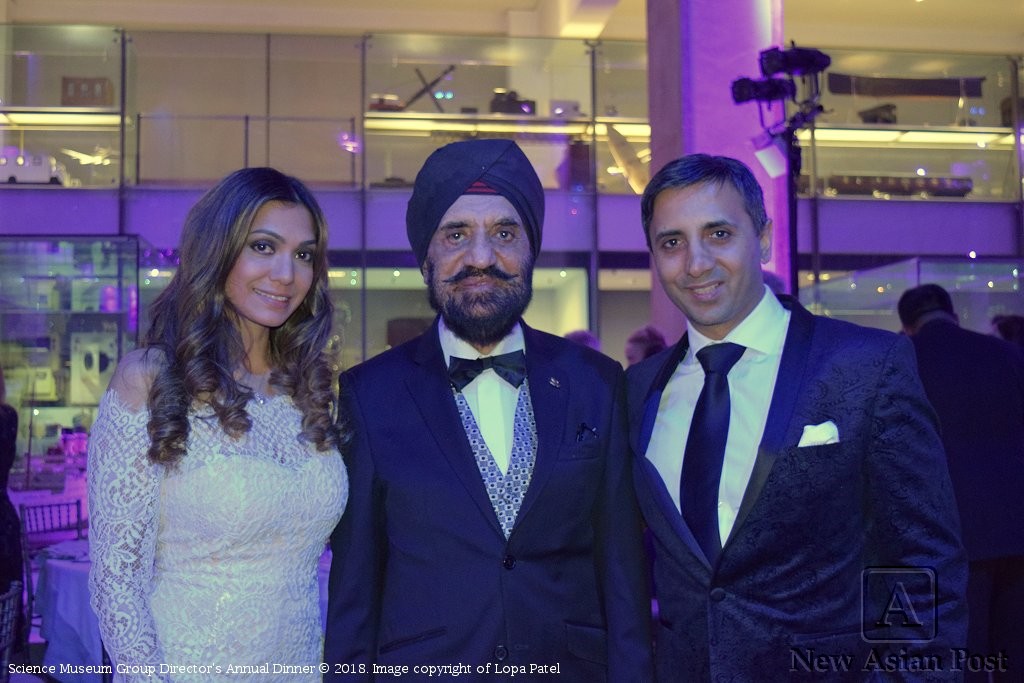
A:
[362,33,649,195]
[0,25,126,188]
[593,40,650,194]
[2,25,1023,204]
[0,236,137,478]
[796,49,1021,201]
[800,256,1024,333]
[4,26,1023,368]
[131,32,363,185]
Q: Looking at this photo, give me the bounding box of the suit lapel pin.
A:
[549,377,561,388]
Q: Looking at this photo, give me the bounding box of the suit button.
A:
[494,645,509,661]
[709,587,726,602]
[503,555,516,570]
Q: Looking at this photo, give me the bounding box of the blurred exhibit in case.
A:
[489,88,536,115]
[0,149,70,186]
[70,332,117,405]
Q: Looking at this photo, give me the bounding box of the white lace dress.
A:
[87,391,348,683]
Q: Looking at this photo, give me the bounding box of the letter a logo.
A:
[862,567,937,643]
[875,581,925,627]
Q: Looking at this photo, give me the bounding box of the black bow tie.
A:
[448,350,527,391]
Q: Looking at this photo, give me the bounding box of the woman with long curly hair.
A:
[87,167,348,682]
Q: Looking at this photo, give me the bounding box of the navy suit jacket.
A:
[626,297,967,682]
[324,320,653,682]
[909,318,1024,561]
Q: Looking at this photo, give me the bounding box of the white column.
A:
[646,0,787,342]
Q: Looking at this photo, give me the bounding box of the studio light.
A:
[759,46,831,77]
[730,42,832,295]
[731,77,795,104]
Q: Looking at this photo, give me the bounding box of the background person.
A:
[623,324,667,367]
[900,284,1024,681]
[991,313,1024,349]
[564,329,602,352]
[0,365,23,654]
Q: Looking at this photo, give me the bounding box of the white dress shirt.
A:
[647,286,790,545]
[438,318,525,474]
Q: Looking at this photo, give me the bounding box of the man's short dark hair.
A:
[626,324,667,358]
[640,153,769,250]
[993,314,1024,347]
[897,283,955,328]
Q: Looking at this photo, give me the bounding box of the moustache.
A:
[443,266,518,284]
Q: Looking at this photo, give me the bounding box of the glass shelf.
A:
[797,124,1019,200]
[792,48,1021,201]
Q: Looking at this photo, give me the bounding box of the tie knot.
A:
[696,342,745,375]
[448,350,527,391]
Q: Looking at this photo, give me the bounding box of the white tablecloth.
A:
[37,540,103,683]
[35,540,334,683]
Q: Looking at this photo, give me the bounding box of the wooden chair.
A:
[0,581,23,683]
[18,501,85,655]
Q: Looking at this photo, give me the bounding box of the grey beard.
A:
[426,262,533,348]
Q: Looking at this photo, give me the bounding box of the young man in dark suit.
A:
[628,153,967,681]
[324,139,652,682]
[900,283,1024,681]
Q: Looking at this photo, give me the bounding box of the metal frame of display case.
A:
[3,26,1024,367]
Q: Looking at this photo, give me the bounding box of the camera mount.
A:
[731,43,832,295]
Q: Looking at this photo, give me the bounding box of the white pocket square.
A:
[797,420,840,447]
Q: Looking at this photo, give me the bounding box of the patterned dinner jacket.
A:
[627,296,967,682]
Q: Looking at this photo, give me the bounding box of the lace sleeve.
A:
[87,370,169,682]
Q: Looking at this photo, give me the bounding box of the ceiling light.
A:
[2,112,121,126]
[899,131,1001,145]
[796,128,902,143]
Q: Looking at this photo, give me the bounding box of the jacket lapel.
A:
[514,324,567,524]
[633,335,712,566]
[728,297,815,538]
[406,320,506,538]
[636,453,710,568]
[635,299,819,566]
[632,336,689,457]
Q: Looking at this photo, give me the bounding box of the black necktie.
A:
[448,350,527,392]
[680,342,746,564]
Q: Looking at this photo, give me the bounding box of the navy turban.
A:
[406,138,545,268]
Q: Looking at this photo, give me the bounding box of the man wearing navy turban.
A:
[326,138,653,681]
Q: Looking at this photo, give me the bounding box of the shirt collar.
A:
[686,285,788,362]
[438,316,525,367]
